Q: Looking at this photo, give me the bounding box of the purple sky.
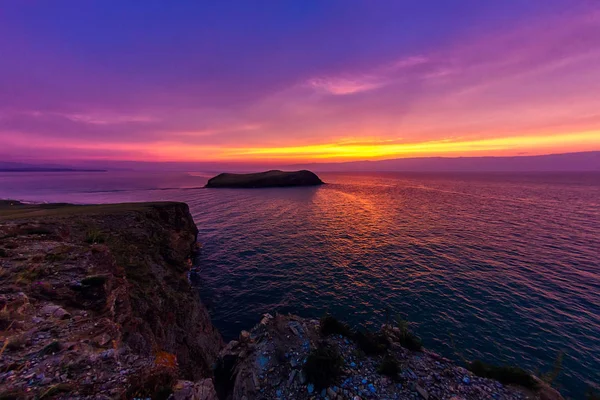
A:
[1,1,599,163]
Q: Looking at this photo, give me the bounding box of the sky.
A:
[1,1,600,164]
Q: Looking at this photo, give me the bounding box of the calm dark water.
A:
[1,171,599,398]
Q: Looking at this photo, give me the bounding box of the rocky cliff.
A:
[0,201,222,399]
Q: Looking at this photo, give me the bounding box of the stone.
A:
[287,370,297,386]
[260,313,274,325]
[299,370,307,384]
[416,385,429,399]
[327,387,337,398]
[172,379,218,400]
[40,304,71,320]
[240,330,251,340]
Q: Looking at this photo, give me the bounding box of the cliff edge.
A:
[0,201,223,399]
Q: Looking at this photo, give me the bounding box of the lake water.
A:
[1,171,599,397]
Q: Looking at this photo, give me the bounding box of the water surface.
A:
[1,171,598,397]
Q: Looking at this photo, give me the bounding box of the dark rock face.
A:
[0,202,222,399]
[205,170,324,188]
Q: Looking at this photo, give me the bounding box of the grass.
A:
[378,354,400,379]
[468,360,538,389]
[0,201,187,221]
[303,343,344,389]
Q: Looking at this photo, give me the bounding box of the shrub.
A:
[395,316,422,351]
[378,354,400,379]
[303,343,343,389]
[320,314,352,337]
[353,330,388,355]
[85,228,105,244]
[468,360,538,389]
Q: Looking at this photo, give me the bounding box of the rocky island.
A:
[0,200,565,399]
[205,170,324,188]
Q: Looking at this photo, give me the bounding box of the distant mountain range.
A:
[2,151,599,172]
[0,161,106,172]
[291,151,600,172]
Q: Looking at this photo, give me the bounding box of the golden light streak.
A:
[217,130,600,161]
[8,130,600,162]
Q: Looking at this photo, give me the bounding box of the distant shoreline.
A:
[0,168,107,173]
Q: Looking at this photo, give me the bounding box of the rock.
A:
[287,370,297,386]
[40,304,71,319]
[172,379,218,400]
[416,385,429,399]
[94,333,112,346]
[326,387,336,398]
[240,330,251,340]
[536,378,564,400]
[307,383,315,394]
[260,313,274,325]
[205,170,324,188]
[299,370,307,384]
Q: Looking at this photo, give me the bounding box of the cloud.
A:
[307,77,385,95]
[1,4,600,162]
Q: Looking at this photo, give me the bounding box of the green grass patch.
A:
[468,360,538,389]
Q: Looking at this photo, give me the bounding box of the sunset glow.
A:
[1,2,599,165]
